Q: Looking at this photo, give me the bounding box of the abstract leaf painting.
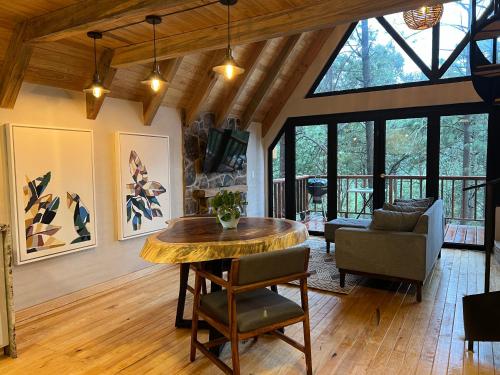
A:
[116,133,171,240]
[24,172,65,253]
[7,124,97,264]
[67,192,91,244]
[126,150,167,230]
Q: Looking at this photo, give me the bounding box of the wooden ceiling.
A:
[0,0,451,132]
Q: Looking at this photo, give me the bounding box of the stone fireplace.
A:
[183,113,247,215]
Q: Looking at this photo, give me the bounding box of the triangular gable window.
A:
[309,0,495,97]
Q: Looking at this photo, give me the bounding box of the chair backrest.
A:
[233,246,309,286]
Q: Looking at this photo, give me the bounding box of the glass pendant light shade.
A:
[141,65,167,92]
[84,74,110,98]
[83,31,111,98]
[213,48,245,80]
[403,4,444,30]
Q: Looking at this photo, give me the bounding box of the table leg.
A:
[175,263,190,328]
[271,285,285,334]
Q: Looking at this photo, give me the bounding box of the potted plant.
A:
[212,190,247,229]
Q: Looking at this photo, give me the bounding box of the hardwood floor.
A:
[1,249,499,374]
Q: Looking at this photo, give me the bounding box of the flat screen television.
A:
[203,128,249,173]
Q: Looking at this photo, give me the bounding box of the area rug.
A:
[289,237,362,294]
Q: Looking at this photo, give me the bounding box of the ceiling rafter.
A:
[241,35,301,130]
[0,22,33,108]
[262,28,335,136]
[24,0,204,43]
[111,0,453,67]
[184,49,226,127]
[143,57,183,126]
[86,48,117,119]
[214,40,269,128]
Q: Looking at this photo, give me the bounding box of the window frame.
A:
[306,1,495,98]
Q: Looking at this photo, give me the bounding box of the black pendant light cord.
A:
[93,37,98,80]
[153,22,158,69]
[227,2,231,52]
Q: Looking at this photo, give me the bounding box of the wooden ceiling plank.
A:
[25,0,202,42]
[214,40,269,128]
[184,49,225,126]
[0,22,33,108]
[262,28,334,136]
[240,35,300,130]
[143,57,183,126]
[111,0,451,67]
[86,48,117,119]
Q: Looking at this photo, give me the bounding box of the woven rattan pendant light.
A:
[403,5,444,30]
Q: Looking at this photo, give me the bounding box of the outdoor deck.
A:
[304,213,485,245]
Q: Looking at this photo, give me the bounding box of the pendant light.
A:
[83,31,110,98]
[403,4,444,30]
[213,0,244,80]
[141,15,167,92]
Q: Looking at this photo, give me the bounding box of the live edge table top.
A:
[140,217,309,264]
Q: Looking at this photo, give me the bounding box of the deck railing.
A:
[272,175,486,224]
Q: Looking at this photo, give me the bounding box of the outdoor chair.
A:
[190,246,312,375]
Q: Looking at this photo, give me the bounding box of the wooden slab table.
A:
[140,216,309,329]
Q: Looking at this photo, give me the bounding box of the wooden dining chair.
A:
[190,246,312,375]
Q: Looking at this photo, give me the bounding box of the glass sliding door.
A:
[440,114,488,246]
[295,124,328,232]
[270,132,286,218]
[337,121,374,218]
[384,118,427,203]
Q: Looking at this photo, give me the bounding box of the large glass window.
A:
[295,125,328,231]
[310,0,495,96]
[385,118,427,202]
[337,122,374,219]
[439,114,488,245]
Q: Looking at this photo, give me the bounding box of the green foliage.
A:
[212,190,247,221]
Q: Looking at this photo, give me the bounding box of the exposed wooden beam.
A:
[262,29,334,136]
[214,40,269,128]
[86,48,117,119]
[0,22,33,108]
[111,0,452,67]
[143,57,183,126]
[24,0,202,42]
[241,35,300,130]
[184,50,226,127]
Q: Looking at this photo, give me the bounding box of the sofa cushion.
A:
[372,209,422,232]
[393,197,434,208]
[383,203,428,213]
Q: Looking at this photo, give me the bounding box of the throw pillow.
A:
[393,197,434,208]
[372,209,422,232]
[383,203,427,213]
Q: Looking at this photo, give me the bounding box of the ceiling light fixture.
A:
[403,4,444,30]
[142,15,167,92]
[213,0,244,80]
[83,31,110,98]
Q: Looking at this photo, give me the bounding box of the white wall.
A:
[246,123,265,217]
[0,83,184,310]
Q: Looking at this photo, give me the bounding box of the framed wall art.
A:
[6,124,97,264]
[115,132,171,240]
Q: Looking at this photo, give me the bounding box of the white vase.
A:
[217,206,241,229]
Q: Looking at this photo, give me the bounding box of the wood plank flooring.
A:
[0,248,498,374]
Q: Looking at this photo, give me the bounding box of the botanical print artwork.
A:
[23,172,65,253]
[8,124,97,264]
[67,192,91,244]
[126,150,166,231]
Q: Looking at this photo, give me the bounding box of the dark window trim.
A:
[267,101,493,252]
[306,3,494,99]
